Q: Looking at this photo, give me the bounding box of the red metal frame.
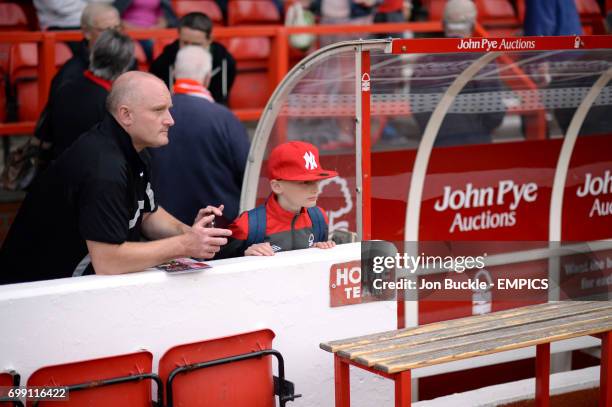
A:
[392,35,612,54]
[535,343,550,407]
[602,331,612,407]
[0,22,445,137]
[360,50,371,241]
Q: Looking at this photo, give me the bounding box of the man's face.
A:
[85,10,121,45]
[125,79,175,151]
[179,27,211,49]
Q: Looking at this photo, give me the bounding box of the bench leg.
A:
[602,331,611,407]
[394,370,411,407]
[334,355,350,407]
[535,343,550,407]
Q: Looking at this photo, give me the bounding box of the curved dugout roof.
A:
[241,36,612,246]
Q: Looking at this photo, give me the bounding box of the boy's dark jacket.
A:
[217,194,330,258]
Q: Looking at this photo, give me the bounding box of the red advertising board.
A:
[560,134,612,299]
[419,139,562,241]
[417,139,562,324]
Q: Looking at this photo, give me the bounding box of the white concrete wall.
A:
[0,243,397,407]
[0,243,600,406]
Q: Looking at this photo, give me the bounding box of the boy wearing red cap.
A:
[218,141,337,257]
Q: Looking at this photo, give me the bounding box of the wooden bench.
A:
[320,301,612,407]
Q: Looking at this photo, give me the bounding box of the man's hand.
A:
[182,215,232,259]
[194,204,224,227]
[313,241,336,249]
[245,242,275,256]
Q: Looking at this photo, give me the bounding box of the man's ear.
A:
[270,179,283,194]
[116,105,133,127]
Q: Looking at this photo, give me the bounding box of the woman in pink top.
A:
[114,0,177,60]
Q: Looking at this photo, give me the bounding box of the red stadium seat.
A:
[425,0,445,21]
[8,42,72,121]
[0,3,28,31]
[0,370,22,407]
[174,1,224,24]
[575,0,603,34]
[475,0,516,23]
[159,329,299,407]
[221,37,272,109]
[26,351,161,407]
[228,0,281,25]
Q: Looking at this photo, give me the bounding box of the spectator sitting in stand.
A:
[150,46,250,224]
[409,0,505,146]
[218,141,336,258]
[150,12,236,105]
[48,30,135,160]
[113,0,178,60]
[524,0,583,36]
[34,3,122,160]
[374,0,413,38]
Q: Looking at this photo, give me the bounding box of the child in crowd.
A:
[218,141,337,257]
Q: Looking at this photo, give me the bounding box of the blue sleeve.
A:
[524,0,582,36]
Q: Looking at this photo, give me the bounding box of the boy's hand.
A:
[313,241,336,249]
[245,242,275,256]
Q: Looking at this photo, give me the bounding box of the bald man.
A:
[0,72,231,284]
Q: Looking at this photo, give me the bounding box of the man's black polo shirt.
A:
[0,114,157,284]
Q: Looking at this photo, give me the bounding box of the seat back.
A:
[0,371,20,407]
[175,1,224,24]
[227,0,281,25]
[0,3,29,31]
[8,42,71,121]
[159,329,276,407]
[27,351,156,407]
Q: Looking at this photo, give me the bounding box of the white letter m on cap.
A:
[303,151,317,170]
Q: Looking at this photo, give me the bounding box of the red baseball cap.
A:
[268,141,338,181]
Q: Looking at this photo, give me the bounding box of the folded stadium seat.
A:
[174,1,224,24]
[475,0,520,37]
[226,0,281,110]
[0,2,30,111]
[8,42,71,122]
[227,0,280,25]
[0,370,23,407]
[425,0,446,21]
[26,351,161,407]
[575,0,603,34]
[223,36,272,109]
[0,3,29,31]
[159,329,300,407]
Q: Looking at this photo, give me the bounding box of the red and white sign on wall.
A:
[329,261,362,307]
[419,140,562,241]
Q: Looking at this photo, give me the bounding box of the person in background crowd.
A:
[410,0,505,146]
[374,0,412,38]
[302,0,381,46]
[524,0,583,36]
[32,1,116,54]
[34,3,122,155]
[48,30,135,160]
[113,0,178,60]
[150,46,249,224]
[150,12,236,105]
[0,72,232,284]
[218,141,336,258]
